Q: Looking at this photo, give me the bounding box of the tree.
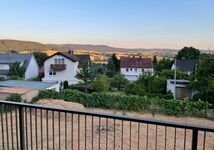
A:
[136,74,168,94]
[76,62,94,93]
[159,69,190,80]
[124,83,145,96]
[63,81,69,89]
[33,52,48,67]
[177,47,200,59]
[189,54,214,104]
[110,73,128,91]
[92,75,110,92]
[155,58,172,74]
[153,55,157,66]
[9,61,25,78]
[106,54,120,77]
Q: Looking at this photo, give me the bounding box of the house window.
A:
[135,68,137,72]
[130,68,132,71]
[49,70,56,75]
[61,59,65,64]
[126,68,129,72]
[142,69,144,72]
[54,59,65,64]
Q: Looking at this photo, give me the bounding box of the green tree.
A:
[9,61,25,78]
[110,73,128,91]
[76,62,94,93]
[177,47,200,59]
[33,52,48,67]
[92,75,110,92]
[153,55,158,66]
[124,83,145,96]
[63,81,69,89]
[159,69,190,80]
[190,54,214,104]
[106,54,120,77]
[155,58,172,74]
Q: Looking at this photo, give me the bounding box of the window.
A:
[49,70,56,75]
[126,68,129,72]
[61,59,65,64]
[142,69,144,72]
[54,59,65,64]
[135,68,137,72]
[130,68,132,71]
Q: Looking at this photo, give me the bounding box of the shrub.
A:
[63,81,69,89]
[2,94,22,112]
[124,83,145,96]
[92,75,110,92]
[6,93,22,102]
[33,89,209,117]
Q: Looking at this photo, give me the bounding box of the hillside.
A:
[0,39,51,51]
[0,39,178,53]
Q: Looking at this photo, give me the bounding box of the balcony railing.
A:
[0,100,213,150]
[50,64,66,71]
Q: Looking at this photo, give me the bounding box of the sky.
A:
[0,0,214,49]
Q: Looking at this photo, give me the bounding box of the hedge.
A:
[33,89,209,117]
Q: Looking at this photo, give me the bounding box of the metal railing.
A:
[0,100,213,150]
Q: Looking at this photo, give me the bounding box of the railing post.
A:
[19,107,25,150]
[192,129,198,150]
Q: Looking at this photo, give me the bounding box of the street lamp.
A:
[174,56,176,100]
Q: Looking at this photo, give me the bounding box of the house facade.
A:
[167,79,197,99]
[42,52,90,85]
[0,53,39,79]
[120,56,154,81]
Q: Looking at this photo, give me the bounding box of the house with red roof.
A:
[120,56,154,81]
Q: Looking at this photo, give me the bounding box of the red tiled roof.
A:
[120,57,153,68]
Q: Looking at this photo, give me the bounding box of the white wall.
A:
[25,55,39,80]
[0,64,9,70]
[42,54,79,85]
[121,67,154,81]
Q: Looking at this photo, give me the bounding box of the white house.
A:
[0,53,39,79]
[42,52,90,85]
[120,56,154,81]
[167,79,197,99]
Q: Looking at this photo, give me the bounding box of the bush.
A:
[2,94,22,112]
[33,89,209,117]
[6,93,22,102]
[125,83,145,96]
[63,81,69,89]
[92,75,110,92]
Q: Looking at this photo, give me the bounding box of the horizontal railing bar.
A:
[0,100,214,132]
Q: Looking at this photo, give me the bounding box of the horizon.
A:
[0,0,214,49]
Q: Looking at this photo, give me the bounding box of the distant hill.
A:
[0,39,50,51]
[0,39,203,53]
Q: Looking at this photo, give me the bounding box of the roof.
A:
[175,59,197,72]
[46,52,79,62]
[0,53,33,69]
[0,80,57,90]
[120,57,153,68]
[0,87,36,95]
[74,54,90,66]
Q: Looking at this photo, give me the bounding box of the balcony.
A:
[50,64,66,71]
[0,100,213,150]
